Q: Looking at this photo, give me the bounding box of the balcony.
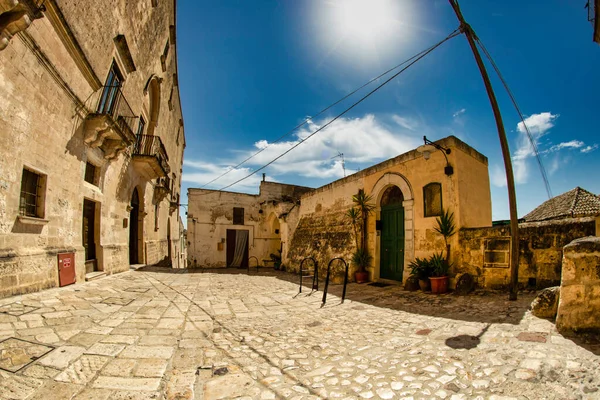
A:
[82,85,137,160]
[132,134,170,180]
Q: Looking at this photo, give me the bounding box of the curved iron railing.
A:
[248,256,260,272]
[299,256,318,294]
[133,135,171,176]
[321,257,349,307]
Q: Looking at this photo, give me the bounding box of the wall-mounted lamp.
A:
[416,136,454,176]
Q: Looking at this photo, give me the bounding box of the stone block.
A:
[531,286,559,319]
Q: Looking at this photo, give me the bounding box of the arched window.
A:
[380,186,404,207]
[423,183,442,217]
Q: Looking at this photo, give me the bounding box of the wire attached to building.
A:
[199,30,460,189]
[475,37,554,203]
[207,28,461,194]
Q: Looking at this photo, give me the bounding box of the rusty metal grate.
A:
[0,338,54,373]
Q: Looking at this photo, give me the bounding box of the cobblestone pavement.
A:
[0,267,599,400]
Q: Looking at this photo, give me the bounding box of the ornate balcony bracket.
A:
[0,0,45,51]
[154,185,170,203]
[83,114,134,160]
[169,201,178,215]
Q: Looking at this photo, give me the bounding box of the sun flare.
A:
[310,0,418,65]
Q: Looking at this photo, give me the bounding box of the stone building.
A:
[0,0,185,298]
[187,136,493,284]
[187,179,312,268]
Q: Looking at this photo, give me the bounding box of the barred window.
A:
[423,182,442,217]
[233,207,244,225]
[19,168,45,218]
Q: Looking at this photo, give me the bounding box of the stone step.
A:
[85,271,107,281]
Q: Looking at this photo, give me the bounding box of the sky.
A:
[177,0,600,223]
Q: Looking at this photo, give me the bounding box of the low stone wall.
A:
[0,247,84,298]
[556,236,600,334]
[286,209,356,284]
[457,217,595,289]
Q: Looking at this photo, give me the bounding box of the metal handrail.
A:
[299,256,318,294]
[133,135,171,175]
[321,257,349,307]
[88,85,137,137]
[248,256,260,272]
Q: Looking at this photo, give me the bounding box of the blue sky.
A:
[177,0,600,222]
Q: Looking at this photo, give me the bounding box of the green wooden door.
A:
[380,205,405,281]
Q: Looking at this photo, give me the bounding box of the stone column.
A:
[556,236,600,334]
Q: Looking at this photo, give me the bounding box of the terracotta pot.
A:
[355,271,369,283]
[418,279,430,292]
[429,276,449,294]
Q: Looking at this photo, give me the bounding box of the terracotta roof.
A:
[523,187,600,222]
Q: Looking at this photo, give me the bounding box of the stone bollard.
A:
[555,236,600,334]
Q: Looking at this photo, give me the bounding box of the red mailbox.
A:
[58,253,76,287]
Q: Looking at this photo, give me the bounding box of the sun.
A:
[310,0,418,66]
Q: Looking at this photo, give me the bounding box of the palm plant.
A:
[346,207,360,250]
[352,190,375,252]
[434,208,456,259]
[347,189,375,274]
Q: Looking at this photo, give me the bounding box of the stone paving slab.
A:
[0,268,598,400]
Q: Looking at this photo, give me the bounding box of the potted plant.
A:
[351,248,373,283]
[409,257,432,291]
[429,208,456,294]
[429,252,450,294]
[346,190,375,283]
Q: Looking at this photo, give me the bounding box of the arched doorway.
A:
[379,186,405,281]
[129,188,140,264]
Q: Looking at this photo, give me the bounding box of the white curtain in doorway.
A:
[230,230,249,267]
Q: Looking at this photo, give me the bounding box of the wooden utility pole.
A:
[448,0,520,300]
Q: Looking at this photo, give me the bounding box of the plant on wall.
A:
[347,189,375,282]
[430,208,456,294]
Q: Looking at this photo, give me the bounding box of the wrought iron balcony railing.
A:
[92,85,137,137]
[133,134,170,178]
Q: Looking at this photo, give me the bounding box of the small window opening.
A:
[233,207,244,225]
[423,182,443,217]
[19,168,45,218]
[84,162,98,186]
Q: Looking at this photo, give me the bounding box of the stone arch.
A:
[370,172,415,282]
[144,75,161,135]
[267,212,282,256]
[129,185,146,265]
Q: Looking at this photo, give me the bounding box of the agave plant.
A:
[351,248,373,273]
[352,190,375,251]
[429,252,450,277]
[408,257,432,280]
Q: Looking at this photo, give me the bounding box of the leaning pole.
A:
[448,0,520,300]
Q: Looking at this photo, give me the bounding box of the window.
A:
[168,87,173,111]
[423,183,442,217]
[137,116,145,136]
[155,203,160,231]
[161,40,170,72]
[233,207,244,225]
[98,62,123,115]
[19,168,46,218]
[84,162,98,186]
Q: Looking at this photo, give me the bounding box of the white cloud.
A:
[392,115,418,131]
[546,140,584,152]
[452,108,466,118]
[581,144,599,154]
[183,114,421,191]
[490,164,507,188]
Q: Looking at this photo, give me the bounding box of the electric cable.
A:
[212,28,461,193]
[199,30,460,189]
[475,37,554,203]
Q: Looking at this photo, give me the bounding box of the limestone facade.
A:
[187,181,311,268]
[0,0,185,298]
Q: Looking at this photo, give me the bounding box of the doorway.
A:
[379,186,405,281]
[82,199,98,273]
[226,229,249,268]
[129,188,140,264]
[167,217,172,266]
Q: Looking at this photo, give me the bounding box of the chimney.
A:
[262,173,266,182]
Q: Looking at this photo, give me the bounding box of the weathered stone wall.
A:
[556,236,600,334]
[0,0,185,298]
[457,217,595,289]
[286,200,356,283]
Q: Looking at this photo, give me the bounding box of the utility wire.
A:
[200,31,460,189]
[214,29,461,193]
[475,37,553,202]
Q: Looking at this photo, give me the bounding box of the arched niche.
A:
[144,75,162,136]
